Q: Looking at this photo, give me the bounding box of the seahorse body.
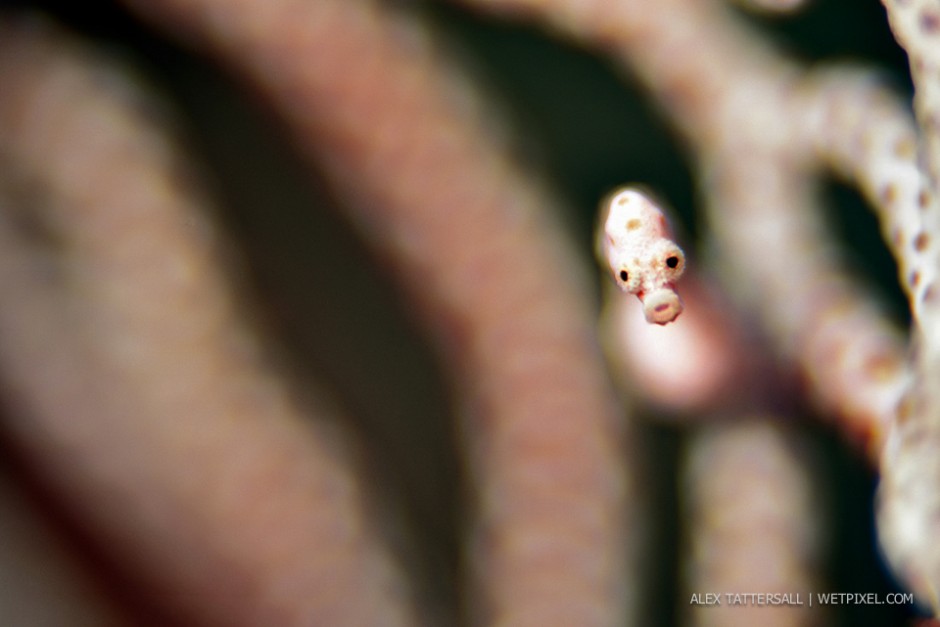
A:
[598,187,686,324]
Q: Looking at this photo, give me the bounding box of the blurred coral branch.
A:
[113,1,631,624]
[0,17,415,626]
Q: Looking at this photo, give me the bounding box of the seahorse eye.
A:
[666,256,680,269]
[619,270,629,282]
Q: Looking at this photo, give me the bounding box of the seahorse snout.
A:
[641,288,683,325]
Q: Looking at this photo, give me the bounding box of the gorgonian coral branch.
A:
[881,0,940,195]
[701,145,908,455]
[116,0,633,624]
[681,419,827,627]
[0,17,416,626]
[453,0,939,611]
[450,0,907,453]
[800,67,940,328]
[809,2,940,610]
[792,77,940,589]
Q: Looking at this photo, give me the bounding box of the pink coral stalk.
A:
[117,0,632,624]
[681,419,827,627]
[454,0,930,609]
[0,18,415,626]
[452,0,907,454]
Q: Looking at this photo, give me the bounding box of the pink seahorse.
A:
[597,187,686,324]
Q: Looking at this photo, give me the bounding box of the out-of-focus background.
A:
[0,0,924,625]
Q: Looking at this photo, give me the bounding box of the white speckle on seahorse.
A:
[597,186,686,324]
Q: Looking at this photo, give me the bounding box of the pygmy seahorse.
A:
[597,186,686,324]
